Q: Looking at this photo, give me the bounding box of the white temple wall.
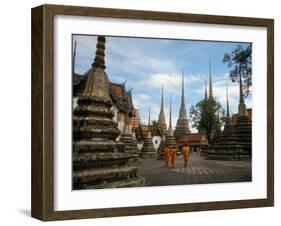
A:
[152,136,161,150]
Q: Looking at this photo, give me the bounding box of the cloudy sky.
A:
[73,35,252,132]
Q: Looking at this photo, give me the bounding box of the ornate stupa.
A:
[206,85,242,160]
[157,84,167,134]
[174,71,190,141]
[165,97,177,149]
[120,114,140,163]
[72,36,145,189]
[140,106,157,158]
[234,75,252,159]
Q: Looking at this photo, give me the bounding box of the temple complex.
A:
[174,71,191,141]
[72,36,145,189]
[140,106,157,158]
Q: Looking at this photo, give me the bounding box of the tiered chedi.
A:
[174,71,191,141]
[234,75,252,159]
[72,36,145,189]
[206,85,242,160]
[120,114,140,163]
[140,106,157,158]
[165,97,177,149]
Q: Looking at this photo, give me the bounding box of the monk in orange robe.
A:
[170,146,177,168]
[196,146,201,157]
[163,145,170,167]
[182,144,190,168]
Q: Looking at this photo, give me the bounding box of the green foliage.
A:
[190,97,222,141]
[223,44,252,98]
[151,120,157,126]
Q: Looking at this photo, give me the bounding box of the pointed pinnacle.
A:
[92,36,106,69]
[160,83,164,111]
[209,59,213,99]
[181,70,185,106]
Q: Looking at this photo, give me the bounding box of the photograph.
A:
[72,34,252,190]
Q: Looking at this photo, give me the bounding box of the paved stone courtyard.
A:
[137,153,252,187]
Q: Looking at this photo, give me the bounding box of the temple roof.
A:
[73,72,134,114]
[136,123,165,141]
[178,133,209,146]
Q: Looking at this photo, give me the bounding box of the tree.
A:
[223,44,252,98]
[151,120,157,127]
[190,97,222,141]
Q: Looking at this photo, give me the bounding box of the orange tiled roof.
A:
[110,84,124,99]
[178,133,208,146]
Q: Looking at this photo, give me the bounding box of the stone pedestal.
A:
[235,116,252,159]
[120,123,140,163]
[206,126,243,160]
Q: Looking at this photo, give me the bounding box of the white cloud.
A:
[138,73,204,95]
[194,76,252,115]
[132,94,151,109]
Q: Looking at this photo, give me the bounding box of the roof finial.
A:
[209,58,213,100]
[92,36,106,69]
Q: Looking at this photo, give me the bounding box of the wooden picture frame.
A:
[31,4,274,221]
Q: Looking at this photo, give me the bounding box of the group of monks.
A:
[162,143,191,168]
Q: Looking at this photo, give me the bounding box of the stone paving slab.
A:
[136,153,251,187]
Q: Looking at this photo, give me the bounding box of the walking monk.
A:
[196,146,201,157]
[170,145,177,168]
[163,145,170,167]
[182,143,190,168]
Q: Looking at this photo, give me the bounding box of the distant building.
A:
[135,123,165,150]
[178,133,209,152]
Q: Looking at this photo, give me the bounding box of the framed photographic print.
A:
[31,4,274,221]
